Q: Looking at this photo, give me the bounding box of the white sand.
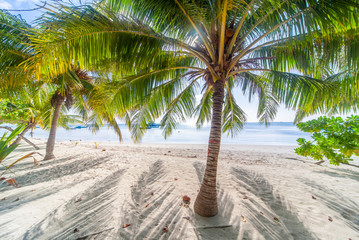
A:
[1,140,359,240]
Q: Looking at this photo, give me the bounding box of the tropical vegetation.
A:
[296,115,359,166]
[0,10,124,160]
[29,0,359,217]
[0,0,359,217]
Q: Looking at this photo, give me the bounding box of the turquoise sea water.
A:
[4,122,310,146]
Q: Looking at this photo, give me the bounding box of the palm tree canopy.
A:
[29,0,359,139]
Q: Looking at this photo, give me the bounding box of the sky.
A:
[0,0,325,123]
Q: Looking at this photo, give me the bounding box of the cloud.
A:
[0,0,12,9]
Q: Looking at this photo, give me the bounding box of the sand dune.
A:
[1,141,359,239]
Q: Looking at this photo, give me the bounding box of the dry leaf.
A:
[73,228,79,233]
[182,195,191,204]
[33,157,39,166]
[174,178,178,181]
[273,217,279,221]
[30,189,36,192]
[145,204,150,208]
[260,211,264,214]
[102,149,106,151]
[312,196,317,200]
[328,216,333,222]
[75,198,82,203]
[123,224,131,228]
[243,196,248,199]
[6,178,18,187]
[163,226,169,233]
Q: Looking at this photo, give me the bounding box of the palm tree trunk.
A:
[10,125,32,146]
[44,97,64,160]
[194,78,225,217]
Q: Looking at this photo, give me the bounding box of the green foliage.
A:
[0,126,23,163]
[295,115,359,165]
[0,126,40,181]
[0,99,29,123]
[29,0,359,141]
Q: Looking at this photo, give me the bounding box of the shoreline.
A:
[1,140,358,239]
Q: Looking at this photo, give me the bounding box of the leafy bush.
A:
[295,116,359,165]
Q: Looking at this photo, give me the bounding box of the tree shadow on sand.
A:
[119,160,190,240]
[0,155,111,193]
[0,155,112,224]
[231,167,317,240]
[301,178,359,233]
[314,168,359,182]
[191,161,241,240]
[22,169,126,240]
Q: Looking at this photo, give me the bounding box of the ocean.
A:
[8,122,310,146]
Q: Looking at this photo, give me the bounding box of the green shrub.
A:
[0,126,39,185]
[295,115,359,165]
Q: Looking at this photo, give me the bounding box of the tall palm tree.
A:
[30,0,359,216]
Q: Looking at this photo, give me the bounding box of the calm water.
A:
[4,122,310,145]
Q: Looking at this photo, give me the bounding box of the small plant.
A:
[0,126,39,184]
[295,115,359,165]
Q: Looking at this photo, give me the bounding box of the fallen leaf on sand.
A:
[30,189,36,192]
[312,196,317,200]
[273,217,279,221]
[73,228,79,233]
[75,198,82,203]
[183,216,190,220]
[123,224,131,228]
[102,149,106,151]
[33,157,39,166]
[174,178,178,181]
[243,196,248,199]
[6,178,18,187]
[260,211,264,214]
[182,195,191,204]
[328,216,333,222]
[145,204,150,208]
[163,226,169,233]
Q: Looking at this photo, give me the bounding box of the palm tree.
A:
[30,0,359,216]
[0,11,122,160]
[42,67,97,160]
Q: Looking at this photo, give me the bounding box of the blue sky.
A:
[0,0,323,123]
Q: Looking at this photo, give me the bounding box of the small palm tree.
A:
[30,0,359,216]
[0,11,121,160]
[43,67,95,160]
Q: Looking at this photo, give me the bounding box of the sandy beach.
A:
[1,140,358,240]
